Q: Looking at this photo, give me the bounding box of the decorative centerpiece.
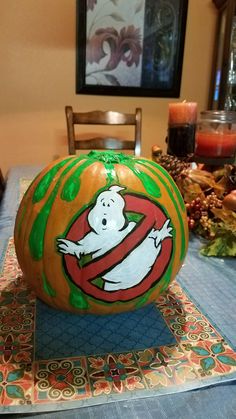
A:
[152,146,236,257]
[14,151,188,314]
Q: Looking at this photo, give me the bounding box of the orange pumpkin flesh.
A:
[14,151,188,314]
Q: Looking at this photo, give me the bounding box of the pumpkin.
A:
[14,151,188,314]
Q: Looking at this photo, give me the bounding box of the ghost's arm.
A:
[57,238,84,258]
[149,219,172,249]
[126,221,136,234]
[79,232,104,256]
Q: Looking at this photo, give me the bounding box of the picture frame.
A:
[76,0,188,97]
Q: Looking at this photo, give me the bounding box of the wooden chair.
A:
[65,106,142,156]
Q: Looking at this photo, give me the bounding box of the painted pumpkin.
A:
[14,151,188,314]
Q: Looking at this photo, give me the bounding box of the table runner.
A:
[0,236,236,414]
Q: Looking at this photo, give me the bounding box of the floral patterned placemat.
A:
[0,238,236,414]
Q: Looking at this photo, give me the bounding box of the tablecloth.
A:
[0,165,236,419]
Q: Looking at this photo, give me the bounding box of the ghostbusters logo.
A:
[57,185,173,301]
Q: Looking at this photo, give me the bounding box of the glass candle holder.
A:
[195,111,236,158]
[167,102,197,157]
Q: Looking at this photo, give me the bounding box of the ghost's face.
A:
[88,187,126,234]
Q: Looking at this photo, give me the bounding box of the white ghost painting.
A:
[57,185,172,291]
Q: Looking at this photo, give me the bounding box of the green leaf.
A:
[165,366,173,378]
[211,342,224,355]
[217,355,236,366]
[200,357,215,371]
[191,346,210,356]
[200,235,236,257]
[6,384,24,399]
[150,362,161,369]
[7,369,24,382]
[157,352,165,363]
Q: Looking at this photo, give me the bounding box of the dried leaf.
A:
[211,208,236,233]
[212,167,227,180]
[176,178,204,203]
[214,177,228,198]
[186,169,216,190]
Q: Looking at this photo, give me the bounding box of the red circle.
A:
[64,194,172,302]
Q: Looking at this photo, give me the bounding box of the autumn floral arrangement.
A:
[152,146,236,257]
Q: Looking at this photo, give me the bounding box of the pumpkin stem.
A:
[88,150,134,164]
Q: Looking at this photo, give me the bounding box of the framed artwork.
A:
[76,0,188,97]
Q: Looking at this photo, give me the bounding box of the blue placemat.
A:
[35,299,175,359]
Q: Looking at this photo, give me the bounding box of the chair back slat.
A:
[65,106,142,156]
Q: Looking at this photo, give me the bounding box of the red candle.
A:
[167,101,198,157]
[168,102,197,125]
[195,131,236,157]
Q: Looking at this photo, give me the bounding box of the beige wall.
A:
[0,0,217,176]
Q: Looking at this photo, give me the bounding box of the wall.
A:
[0,0,217,176]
